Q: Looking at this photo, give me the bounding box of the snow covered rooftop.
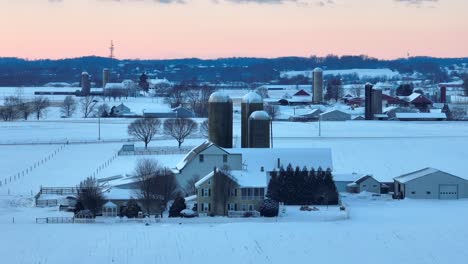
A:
[395,113,446,119]
[333,173,365,182]
[105,83,125,89]
[175,141,221,171]
[195,169,267,189]
[394,167,444,183]
[103,187,138,200]
[242,92,263,104]
[103,201,117,208]
[230,148,333,173]
[394,167,468,183]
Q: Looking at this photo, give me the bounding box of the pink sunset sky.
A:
[0,0,466,60]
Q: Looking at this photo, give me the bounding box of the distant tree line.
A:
[0,55,464,86]
[0,96,49,121]
[267,165,338,205]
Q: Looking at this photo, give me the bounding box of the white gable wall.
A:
[358,177,381,194]
[177,145,242,188]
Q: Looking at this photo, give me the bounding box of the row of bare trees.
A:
[0,96,50,121]
[128,117,199,149]
[165,84,216,117]
[60,95,104,118]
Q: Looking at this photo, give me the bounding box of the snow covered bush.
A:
[259,199,279,217]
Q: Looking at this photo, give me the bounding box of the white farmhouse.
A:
[174,141,333,190]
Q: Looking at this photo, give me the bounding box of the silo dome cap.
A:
[249,111,270,120]
[209,92,232,103]
[242,92,263,104]
[82,72,89,75]
[313,67,323,72]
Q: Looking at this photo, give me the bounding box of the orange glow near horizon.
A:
[0,0,467,60]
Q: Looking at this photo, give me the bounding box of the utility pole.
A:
[109,40,115,78]
[318,115,322,137]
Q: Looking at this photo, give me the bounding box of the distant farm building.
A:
[394,168,468,199]
[320,110,351,121]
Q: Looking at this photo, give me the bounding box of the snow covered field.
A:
[1,195,467,264]
[1,120,468,197]
[1,88,468,263]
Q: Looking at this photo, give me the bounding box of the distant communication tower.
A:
[109,40,115,61]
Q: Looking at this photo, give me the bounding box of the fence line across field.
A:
[0,144,67,191]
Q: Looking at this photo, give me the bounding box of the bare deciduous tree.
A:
[134,159,179,214]
[186,85,216,117]
[163,118,198,149]
[264,104,280,120]
[60,95,77,118]
[200,119,209,138]
[184,175,201,196]
[32,96,50,120]
[76,177,105,217]
[165,85,187,108]
[17,100,32,120]
[255,87,269,99]
[134,159,164,215]
[128,118,161,149]
[213,167,236,216]
[0,96,20,121]
[97,103,110,117]
[80,96,97,118]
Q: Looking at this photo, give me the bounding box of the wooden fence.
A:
[36,199,58,207]
[36,217,75,224]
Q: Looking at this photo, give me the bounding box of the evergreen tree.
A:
[324,168,339,205]
[124,198,142,218]
[277,166,287,203]
[284,164,295,204]
[266,170,281,201]
[259,199,279,217]
[139,73,149,92]
[169,195,187,217]
[296,166,308,204]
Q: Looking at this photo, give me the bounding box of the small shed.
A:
[352,175,381,194]
[320,110,351,121]
[102,201,118,217]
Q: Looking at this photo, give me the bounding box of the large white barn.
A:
[394,168,468,199]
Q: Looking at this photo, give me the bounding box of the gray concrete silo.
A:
[208,92,233,148]
[241,92,263,148]
[102,68,110,88]
[248,111,271,148]
[313,67,323,104]
[81,72,91,95]
[371,88,383,115]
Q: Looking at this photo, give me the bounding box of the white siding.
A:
[358,177,381,194]
[176,145,242,187]
[403,172,468,199]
